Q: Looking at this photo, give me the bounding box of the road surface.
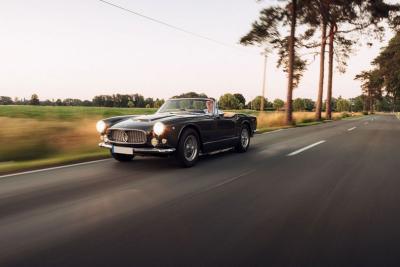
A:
[1,114,400,266]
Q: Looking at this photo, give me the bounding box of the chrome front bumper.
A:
[99,142,176,154]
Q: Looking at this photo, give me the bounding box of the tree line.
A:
[0,94,165,108]
[356,32,400,113]
[240,0,400,124]
[1,91,386,112]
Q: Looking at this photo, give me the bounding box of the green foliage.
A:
[351,96,365,112]
[293,98,315,111]
[233,93,246,106]
[336,98,351,112]
[91,93,157,108]
[303,99,315,111]
[127,100,135,108]
[154,98,165,108]
[375,95,392,112]
[218,93,240,110]
[240,4,308,88]
[250,96,270,111]
[0,96,13,105]
[172,92,208,99]
[373,32,400,101]
[322,98,338,112]
[30,94,40,105]
[273,99,285,111]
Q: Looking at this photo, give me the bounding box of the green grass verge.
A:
[295,121,325,127]
[256,126,294,134]
[0,105,157,121]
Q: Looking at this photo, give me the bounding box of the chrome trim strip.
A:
[199,147,233,156]
[98,143,175,154]
[133,147,176,153]
[109,128,148,133]
[108,140,147,145]
[99,142,112,149]
[203,136,239,145]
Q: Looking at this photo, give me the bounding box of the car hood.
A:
[110,112,202,130]
[133,113,176,122]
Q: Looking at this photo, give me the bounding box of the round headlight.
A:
[96,120,107,134]
[153,122,165,136]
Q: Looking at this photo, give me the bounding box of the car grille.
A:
[108,129,147,144]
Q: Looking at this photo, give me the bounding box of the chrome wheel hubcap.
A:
[184,135,198,161]
[241,128,249,148]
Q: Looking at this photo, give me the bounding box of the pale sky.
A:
[0,0,395,102]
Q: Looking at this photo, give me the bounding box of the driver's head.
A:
[206,100,214,113]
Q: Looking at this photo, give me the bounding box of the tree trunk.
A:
[369,91,374,114]
[363,95,367,112]
[315,21,327,121]
[260,54,267,111]
[367,90,372,114]
[326,24,336,120]
[285,0,297,125]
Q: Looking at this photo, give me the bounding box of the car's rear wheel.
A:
[110,150,135,162]
[235,125,250,153]
[176,129,200,167]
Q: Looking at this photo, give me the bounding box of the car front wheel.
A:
[176,129,200,167]
[110,151,135,162]
[236,125,250,153]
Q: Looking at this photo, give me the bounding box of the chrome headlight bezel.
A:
[96,120,107,134]
[153,122,165,136]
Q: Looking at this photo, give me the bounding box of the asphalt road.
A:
[1,114,400,266]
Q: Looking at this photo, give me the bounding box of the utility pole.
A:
[260,51,269,112]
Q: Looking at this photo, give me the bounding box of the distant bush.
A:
[341,112,351,118]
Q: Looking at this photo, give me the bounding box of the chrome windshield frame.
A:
[156,98,217,115]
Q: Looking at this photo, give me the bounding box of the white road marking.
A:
[287,140,326,157]
[0,159,111,179]
[347,127,356,132]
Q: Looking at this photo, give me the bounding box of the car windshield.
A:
[157,99,211,114]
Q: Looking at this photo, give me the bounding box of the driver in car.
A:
[205,99,225,116]
[205,100,214,115]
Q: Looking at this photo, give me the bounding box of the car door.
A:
[215,114,237,148]
[195,114,220,152]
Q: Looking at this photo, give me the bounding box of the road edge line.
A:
[0,159,112,179]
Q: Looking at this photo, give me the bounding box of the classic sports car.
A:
[97,98,257,167]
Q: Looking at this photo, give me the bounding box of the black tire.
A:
[235,125,250,153]
[176,128,200,167]
[110,150,135,162]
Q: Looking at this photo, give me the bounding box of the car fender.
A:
[176,124,204,149]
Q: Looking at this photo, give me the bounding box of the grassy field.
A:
[0,105,157,120]
[0,105,362,174]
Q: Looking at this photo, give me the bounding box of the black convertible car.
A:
[97,98,257,167]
